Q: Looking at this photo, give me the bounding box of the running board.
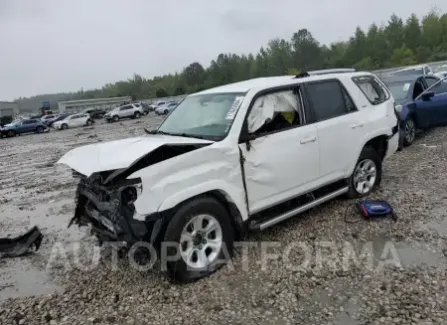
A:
[249,187,349,231]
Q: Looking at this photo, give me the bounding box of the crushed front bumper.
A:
[70,175,164,245]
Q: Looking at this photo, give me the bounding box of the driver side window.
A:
[248,89,302,136]
[413,80,424,100]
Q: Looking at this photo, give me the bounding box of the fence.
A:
[372,60,447,78]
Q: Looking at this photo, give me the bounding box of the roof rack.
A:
[295,68,356,78]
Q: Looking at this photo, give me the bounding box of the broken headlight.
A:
[122,183,142,206]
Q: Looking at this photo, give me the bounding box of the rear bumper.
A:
[385,124,399,159]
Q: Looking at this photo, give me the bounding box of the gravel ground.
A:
[1,114,447,324]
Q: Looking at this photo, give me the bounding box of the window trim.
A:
[417,76,446,100]
[302,78,359,124]
[238,84,307,143]
[352,75,390,105]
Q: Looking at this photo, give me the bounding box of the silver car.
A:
[104,104,144,122]
[155,102,178,115]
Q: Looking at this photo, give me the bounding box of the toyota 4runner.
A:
[57,69,399,283]
[104,103,144,122]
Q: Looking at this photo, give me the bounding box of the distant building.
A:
[58,96,132,114]
[0,101,20,118]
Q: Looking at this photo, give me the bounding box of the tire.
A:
[7,130,16,137]
[164,110,169,115]
[134,112,141,119]
[347,146,382,198]
[162,196,234,284]
[36,126,44,133]
[403,117,416,146]
[86,119,93,126]
[61,124,68,130]
[113,115,119,122]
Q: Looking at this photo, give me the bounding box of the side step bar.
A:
[249,187,349,231]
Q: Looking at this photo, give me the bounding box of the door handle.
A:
[351,123,364,129]
[300,136,317,144]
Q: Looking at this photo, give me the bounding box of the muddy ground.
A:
[1,113,447,324]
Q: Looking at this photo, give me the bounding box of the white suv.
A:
[104,104,144,122]
[58,69,399,283]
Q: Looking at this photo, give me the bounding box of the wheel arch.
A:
[363,135,388,161]
[158,189,247,240]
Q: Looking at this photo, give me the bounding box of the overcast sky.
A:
[0,0,446,100]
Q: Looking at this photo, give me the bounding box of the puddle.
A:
[0,259,62,301]
[369,235,447,269]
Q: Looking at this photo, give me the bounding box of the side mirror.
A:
[421,91,435,101]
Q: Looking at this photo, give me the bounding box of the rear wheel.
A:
[36,126,44,133]
[162,196,234,284]
[61,124,68,130]
[134,112,141,119]
[403,117,416,146]
[347,147,382,198]
[113,115,119,122]
[164,109,169,115]
[7,130,16,137]
[86,119,93,126]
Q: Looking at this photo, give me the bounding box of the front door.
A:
[239,88,320,214]
[416,76,447,126]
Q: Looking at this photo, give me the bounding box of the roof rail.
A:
[295,68,356,78]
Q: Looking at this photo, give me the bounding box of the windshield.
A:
[384,81,411,102]
[157,93,245,140]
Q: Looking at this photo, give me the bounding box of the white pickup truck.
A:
[58,69,399,283]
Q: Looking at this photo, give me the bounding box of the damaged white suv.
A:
[58,69,399,283]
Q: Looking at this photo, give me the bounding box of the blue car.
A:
[381,74,447,147]
[0,118,49,138]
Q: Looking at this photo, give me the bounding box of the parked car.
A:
[0,119,49,137]
[390,64,434,78]
[104,104,144,122]
[434,65,447,80]
[149,100,166,110]
[80,108,107,119]
[41,114,61,126]
[381,74,447,146]
[52,113,94,130]
[47,114,69,127]
[140,102,152,114]
[57,69,399,283]
[155,101,178,115]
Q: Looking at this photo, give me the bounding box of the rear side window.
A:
[352,76,389,105]
[306,80,353,121]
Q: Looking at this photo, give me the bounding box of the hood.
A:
[57,135,213,177]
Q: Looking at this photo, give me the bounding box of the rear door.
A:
[67,115,78,127]
[302,79,361,181]
[415,76,447,126]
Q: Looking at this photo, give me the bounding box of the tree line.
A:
[16,9,447,109]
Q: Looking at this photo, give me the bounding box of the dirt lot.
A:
[1,114,447,324]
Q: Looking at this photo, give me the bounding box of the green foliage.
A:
[15,10,447,107]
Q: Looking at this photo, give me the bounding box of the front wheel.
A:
[113,115,119,122]
[61,124,68,130]
[347,147,382,198]
[134,112,141,119]
[162,196,234,284]
[164,110,169,115]
[36,126,44,133]
[403,117,416,146]
[86,119,93,126]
